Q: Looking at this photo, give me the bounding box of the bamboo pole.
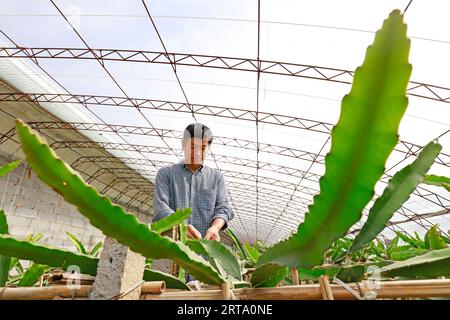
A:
[292,268,299,286]
[221,282,231,300]
[318,275,334,300]
[0,285,92,300]
[49,273,96,286]
[144,288,230,300]
[142,279,450,300]
[142,281,166,294]
[0,281,166,300]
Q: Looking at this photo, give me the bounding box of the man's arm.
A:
[152,167,175,223]
[205,173,234,240]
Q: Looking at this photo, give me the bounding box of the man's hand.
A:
[186,224,202,239]
[204,225,220,241]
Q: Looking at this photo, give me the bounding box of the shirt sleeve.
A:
[211,172,234,230]
[152,167,175,223]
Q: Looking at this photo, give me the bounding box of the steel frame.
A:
[1,47,450,105]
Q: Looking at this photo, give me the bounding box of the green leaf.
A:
[368,239,385,257]
[0,255,10,287]
[377,239,385,251]
[387,236,399,257]
[13,260,23,274]
[396,231,425,248]
[25,233,44,243]
[331,260,392,282]
[372,247,450,278]
[89,241,103,257]
[178,223,187,281]
[0,234,98,276]
[335,264,367,283]
[414,231,422,242]
[18,263,46,287]
[422,174,450,192]
[145,257,153,267]
[179,223,188,244]
[186,239,241,280]
[0,210,10,286]
[0,210,7,235]
[350,142,442,251]
[298,266,341,281]
[226,228,247,260]
[283,274,293,286]
[178,267,186,282]
[143,269,190,290]
[0,233,191,290]
[443,235,450,245]
[250,263,289,288]
[257,10,412,269]
[0,160,21,178]
[254,240,267,253]
[15,120,224,286]
[390,247,429,261]
[243,243,260,265]
[150,208,192,234]
[424,225,447,250]
[66,232,87,255]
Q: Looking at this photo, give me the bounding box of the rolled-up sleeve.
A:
[152,167,175,223]
[211,172,234,230]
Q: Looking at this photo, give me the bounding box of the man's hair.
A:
[183,123,213,145]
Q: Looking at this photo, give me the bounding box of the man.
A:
[152,123,234,241]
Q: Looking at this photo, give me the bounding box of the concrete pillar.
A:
[89,237,146,300]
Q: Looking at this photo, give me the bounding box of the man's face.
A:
[183,137,210,165]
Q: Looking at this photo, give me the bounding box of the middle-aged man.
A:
[152,123,234,242]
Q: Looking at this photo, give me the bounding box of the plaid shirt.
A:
[152,161,234,237]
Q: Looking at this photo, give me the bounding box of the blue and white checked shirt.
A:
[152,161,234,237]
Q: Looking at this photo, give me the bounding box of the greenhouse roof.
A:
[0,0,449,244]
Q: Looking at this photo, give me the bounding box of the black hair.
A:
[183,123,213,145]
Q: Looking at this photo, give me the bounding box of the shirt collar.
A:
[180,160,204,173]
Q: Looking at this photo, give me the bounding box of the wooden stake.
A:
[292,268,299,285]
[221,282,231,300]
[319,275,334,300]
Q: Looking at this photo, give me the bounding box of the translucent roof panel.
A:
[260,0,406,68]
[150,0,258,57]
[0,0,449,244]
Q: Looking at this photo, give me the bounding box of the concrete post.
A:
[89,237,146,300]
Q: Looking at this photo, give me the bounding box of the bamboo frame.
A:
[0,281,166,300]
[2,279,450,300]
[141,279,450,300]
